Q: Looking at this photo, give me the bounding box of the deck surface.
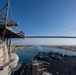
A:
[45,56,76,75]
[21,56,76,75]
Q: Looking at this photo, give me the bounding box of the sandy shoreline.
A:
[11,45,32,51]
[11,45,76,52]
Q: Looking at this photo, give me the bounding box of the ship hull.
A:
[0,53,19,75]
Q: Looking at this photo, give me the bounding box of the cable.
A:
[9,6,13,21]
[13,39,24,45]
[57,26,76,35]
[25,36,76,38]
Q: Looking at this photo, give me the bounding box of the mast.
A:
[6,0,11,53]
[5,0,10,27]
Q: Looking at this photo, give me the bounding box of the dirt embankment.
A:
[11,45,32,51]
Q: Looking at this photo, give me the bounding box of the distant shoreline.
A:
[11,45,76,52]
[11,45,32,51]
[47,45,76,52]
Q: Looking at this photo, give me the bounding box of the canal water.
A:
[14,46,76,75]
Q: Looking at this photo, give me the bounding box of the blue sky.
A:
[1,0,76,45]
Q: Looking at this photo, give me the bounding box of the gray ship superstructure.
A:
[0,0,25,75]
